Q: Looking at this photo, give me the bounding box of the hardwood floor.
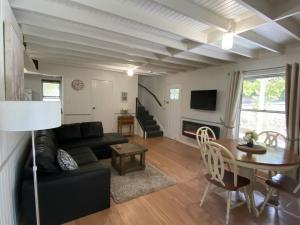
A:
[64,136,299,225]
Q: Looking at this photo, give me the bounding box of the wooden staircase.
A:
[136,104,163,138]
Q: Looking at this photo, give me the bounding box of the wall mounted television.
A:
[190,90,217,111]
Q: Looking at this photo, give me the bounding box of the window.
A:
[238,75,286,138]
[42,80,61,101]
[170,88,180,100]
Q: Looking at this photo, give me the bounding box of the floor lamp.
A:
[0,101,61,225]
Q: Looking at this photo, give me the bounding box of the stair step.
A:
[142,120,156,126]
[140,115,153,120]
[144,125,160,131]
[137,110,149,117]
[146,130,163,138]
[137,106,146,112]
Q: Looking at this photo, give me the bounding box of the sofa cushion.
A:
[67,147,98,166]
[36,129,56,141]
[57,149,79,171]
[103,133,128,145]
[55,123,82,141]
[81,122,104,138]
[35,135,58,150]
[59,133,128,149]
[36,144,60,173]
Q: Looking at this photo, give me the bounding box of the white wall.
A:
[36,63,138,132]
[139,45,300,147]
[0,1,30,225]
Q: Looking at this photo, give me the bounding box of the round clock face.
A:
[71,79,84,91]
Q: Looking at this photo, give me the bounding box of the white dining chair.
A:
[258,131,286,148]
[260,174,300,219]
[199,142,251,225]
[196,126,216,147]
[196,126,216,170]
[257,131,287,179]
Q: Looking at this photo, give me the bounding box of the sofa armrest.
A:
[22,163,110,225]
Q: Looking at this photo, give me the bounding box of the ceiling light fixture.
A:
[127,68,134,77]
[222,32,234,50]
[222,20,234,50]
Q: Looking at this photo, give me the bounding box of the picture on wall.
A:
[4,22,24,100]
[121,91,128,102]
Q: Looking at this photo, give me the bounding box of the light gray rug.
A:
[101,159,176,203]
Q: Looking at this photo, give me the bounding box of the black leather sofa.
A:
[22,122,128,225]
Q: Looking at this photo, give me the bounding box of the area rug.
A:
[100,159,176,203]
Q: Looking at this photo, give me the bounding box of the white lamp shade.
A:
[0,101,61,131]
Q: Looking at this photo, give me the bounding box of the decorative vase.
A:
[246,140,254,147]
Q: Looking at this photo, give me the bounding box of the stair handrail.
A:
[136,98,147,139]
[138,83,162,107]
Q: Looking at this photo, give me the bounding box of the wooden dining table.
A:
[213,138,300,216]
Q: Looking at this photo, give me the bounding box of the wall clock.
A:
[71,79,84,91]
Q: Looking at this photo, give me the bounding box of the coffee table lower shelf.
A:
[112,157,145,175]
[110,143,148,175]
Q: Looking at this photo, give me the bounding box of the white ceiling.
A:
[10,0,300,75]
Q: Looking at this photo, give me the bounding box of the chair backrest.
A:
[196,126,216,148]
[258,131,286,148]
[204,142,238,187]
[196,127,217,170]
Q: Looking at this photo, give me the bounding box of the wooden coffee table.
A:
[110,143,148,175]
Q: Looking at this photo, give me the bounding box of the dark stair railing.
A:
[138,83,162,107]
[136,98,147,138]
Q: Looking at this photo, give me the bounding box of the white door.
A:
[91,79,114,132]
[165,85,181,140]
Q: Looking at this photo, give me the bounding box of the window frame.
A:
[169,88,180,100]
[42,79,61,101]
[236,72,286,138]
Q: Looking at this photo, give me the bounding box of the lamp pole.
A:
[31,130,40,225]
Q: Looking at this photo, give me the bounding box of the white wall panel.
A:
[0,1,30,225]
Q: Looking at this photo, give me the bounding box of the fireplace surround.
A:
[182,120,221,139]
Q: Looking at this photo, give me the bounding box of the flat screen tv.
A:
[190,90,217,111]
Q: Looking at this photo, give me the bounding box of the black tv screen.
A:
[190,90,217,110]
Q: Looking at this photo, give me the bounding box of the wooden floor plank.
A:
[63,136,300,225]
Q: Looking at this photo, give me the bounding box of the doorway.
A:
[165,84,181,140]
[91,79,114,132]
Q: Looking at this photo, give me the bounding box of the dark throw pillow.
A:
[81,122,104,138]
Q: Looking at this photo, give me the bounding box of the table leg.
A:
[111,151,116,168]
[119,156,124,175]
[239,167,259,217]
[140,152,145,169]
[133,124,135,136]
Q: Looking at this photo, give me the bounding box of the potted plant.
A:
[243,130,258,147]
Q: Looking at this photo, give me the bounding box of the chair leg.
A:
[235,190,240,202]
[259,188,273,215]
[281,199,300,219]
[226,191,232,225]
[200,182,211,207]
[243,186,251,213]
